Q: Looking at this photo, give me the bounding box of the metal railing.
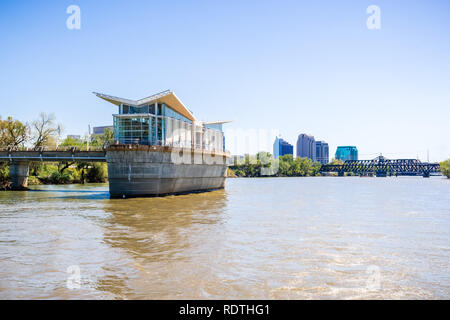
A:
[0,145,106,152]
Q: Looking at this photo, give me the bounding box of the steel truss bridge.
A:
[320,158,441,177]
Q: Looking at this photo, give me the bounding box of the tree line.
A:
[0,113,62,150]
[228,153,344,177]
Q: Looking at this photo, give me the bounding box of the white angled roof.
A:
[93,90,196,121]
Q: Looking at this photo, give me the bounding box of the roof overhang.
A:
[202,120,233,125]
[93,90,196,121]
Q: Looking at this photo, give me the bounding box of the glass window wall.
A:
[114,116,150,145]
[113,104,224,151]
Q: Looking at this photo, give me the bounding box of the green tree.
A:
[91,128,114,148]
[330,158,344,165]
[0,116,29,150]
[311,161,323,176]
[86,163,108,182]
[60,136,84,147]
[440,159,450,178]
[278,154,293,176]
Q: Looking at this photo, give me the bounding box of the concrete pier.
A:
[106,145,229,198]
[376,170,387,177]
[9,161,30,190]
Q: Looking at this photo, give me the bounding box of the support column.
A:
[9,161,30,190]
[376,170,387,177]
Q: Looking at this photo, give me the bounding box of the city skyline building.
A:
[66,135,81,140]
[335,146,358,161]
[273,137,294,159]
[296,134,316,161]
[315,141,329,164]
[92,126,114,136]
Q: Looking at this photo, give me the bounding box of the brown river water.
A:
[0,177,449,299]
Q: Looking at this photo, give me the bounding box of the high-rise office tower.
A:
[296,134,316,161]
[315,141,329,164]
[273,137,294,158]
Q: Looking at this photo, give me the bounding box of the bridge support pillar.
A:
[376,170,387,177]
[422,171,430,178]
[338,171,344,177]
[9,161,30,190]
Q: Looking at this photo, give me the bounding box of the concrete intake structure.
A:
[94,89,232,198]
[2,147,229,197]
[106,145,228,198]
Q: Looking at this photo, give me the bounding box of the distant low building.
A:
[229,154,245,165]
[66,135,81,140]
[273,137,294,158]
[296,134,316,161]
[335,146,358,161]
[315,141,329,164]
[92,126,113,135]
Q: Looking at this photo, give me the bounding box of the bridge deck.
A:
[0,150,107,162]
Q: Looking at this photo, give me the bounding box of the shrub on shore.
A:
[0,163,10,189]
[27,176,41,185]
[50,171,72,184]
[0,163,9,181]
[440,159,450,178]
[85,163,108,183]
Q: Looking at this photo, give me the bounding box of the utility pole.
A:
[87,124,91,151]
[427,149,429,163]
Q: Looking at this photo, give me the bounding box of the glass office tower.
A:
[296,134,316,161]
[335,146,358,161]
[315,141,329,164]
[273,137,294,158]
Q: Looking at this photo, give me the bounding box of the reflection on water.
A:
[98,191,228,299]
[0,177,449,299]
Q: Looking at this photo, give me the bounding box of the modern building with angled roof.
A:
[93,90,231,198]
[94,90,230,152]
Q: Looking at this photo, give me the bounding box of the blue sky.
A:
[0,0,449,161]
